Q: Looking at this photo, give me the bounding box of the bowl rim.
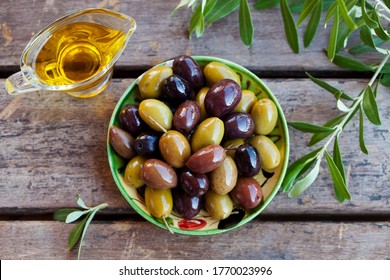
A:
[107,55,290,235]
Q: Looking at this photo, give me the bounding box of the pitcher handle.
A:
[4,70,40,95]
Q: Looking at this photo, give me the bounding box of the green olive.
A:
[145,186,173,218]
[210,156,238,195]
[251,98,278,135]
[138,65,173,99]
[204,190,233,220]
[190,117,224,152]
[223,139,245,158]
[195,87,209,121]
[204,62,241,86]
[249,135,281,170]
[139,99,173,132]
[124,155,147,188]
[159,130,191,168]
[233,89,257,113]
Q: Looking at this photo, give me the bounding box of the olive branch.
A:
[172,0,390,201]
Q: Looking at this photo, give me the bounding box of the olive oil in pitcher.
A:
[35,22,126,86]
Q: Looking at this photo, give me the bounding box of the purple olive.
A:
[173,100,201,134]
[173,187,203,219]
[180,169,209,196]
[234,144,261,177]
[223,112,255,139]
[134,131,161,158]
[186,144,226,173]
[163,74,195,102]
[109,126,136,159]
[172,55,204,90]
[230,177,263,209]
[204,79,242,118]
[118,105,146,137]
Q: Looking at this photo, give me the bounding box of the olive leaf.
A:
[304,0,322,48]
[297,0,320,26]
[305,72,354,100]
[362,85,381,125]
[328,4,340,61]
[282,147,323,192]
[53,208,80,222]
[205,0,240,25]
[325,150,351,201]
[359,105,369,155]
[336,0,357,31]
[288,159,321,198]
[239,0,254,46]
[361,0,378,29]
[54,196,108,259]
[331,53,375,72]
[280,0,299,53]
[288,121,336,133]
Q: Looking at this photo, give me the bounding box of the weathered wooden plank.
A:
[1,78,389,215]
[0,0,378,73]
[0,220,389,259]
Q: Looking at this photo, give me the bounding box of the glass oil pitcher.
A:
[4,8,136,98]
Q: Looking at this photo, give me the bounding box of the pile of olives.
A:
[109,55,281,229]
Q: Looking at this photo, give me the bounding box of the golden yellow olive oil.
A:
[35,22,125,85]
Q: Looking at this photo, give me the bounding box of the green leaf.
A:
[53,208,80,222]
[297,0,320,26]
[189,4,205,38]
[304,0,322,48]
[359,105,368,154]
[371,10,390,41]
[280,0,299,53]
[254,0,279,10]
[328,5,339,61]
[203,0,217,16]
[76,195,89,210]
[205,0,240,25]
[325,0,357,24]
[77,209,99,260]
[336,0,357,31]
[361,0,378,28]
[68,215,88,251]
[333,135,346,183]
[306,72,354,100]
[288,159,321,198]
[333,136,346,202]
[348,37,385,55]
[381,73,390,86]
[239,0,254,46]
[331,53,375,72]
[325,150,351,200]
[282,147,323,192]
[360,25,376,50]
[288,121,336,133]
[336,99,351,112]
[65,210,87,224]
[384,0,390,9]
[309,113,347,146]
[171,0,194,15]
[362,85,381,125]
[290,0,334,14]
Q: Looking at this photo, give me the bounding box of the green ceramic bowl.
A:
[107,56,289,235]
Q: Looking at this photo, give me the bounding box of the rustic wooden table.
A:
[0,0,389,260]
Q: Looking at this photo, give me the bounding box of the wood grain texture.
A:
[1,78,389,215]
[0,220,389,259]
[0,0,381,73]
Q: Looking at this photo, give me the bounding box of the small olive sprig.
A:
[53,195,108,260]
[283,54,389,202]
